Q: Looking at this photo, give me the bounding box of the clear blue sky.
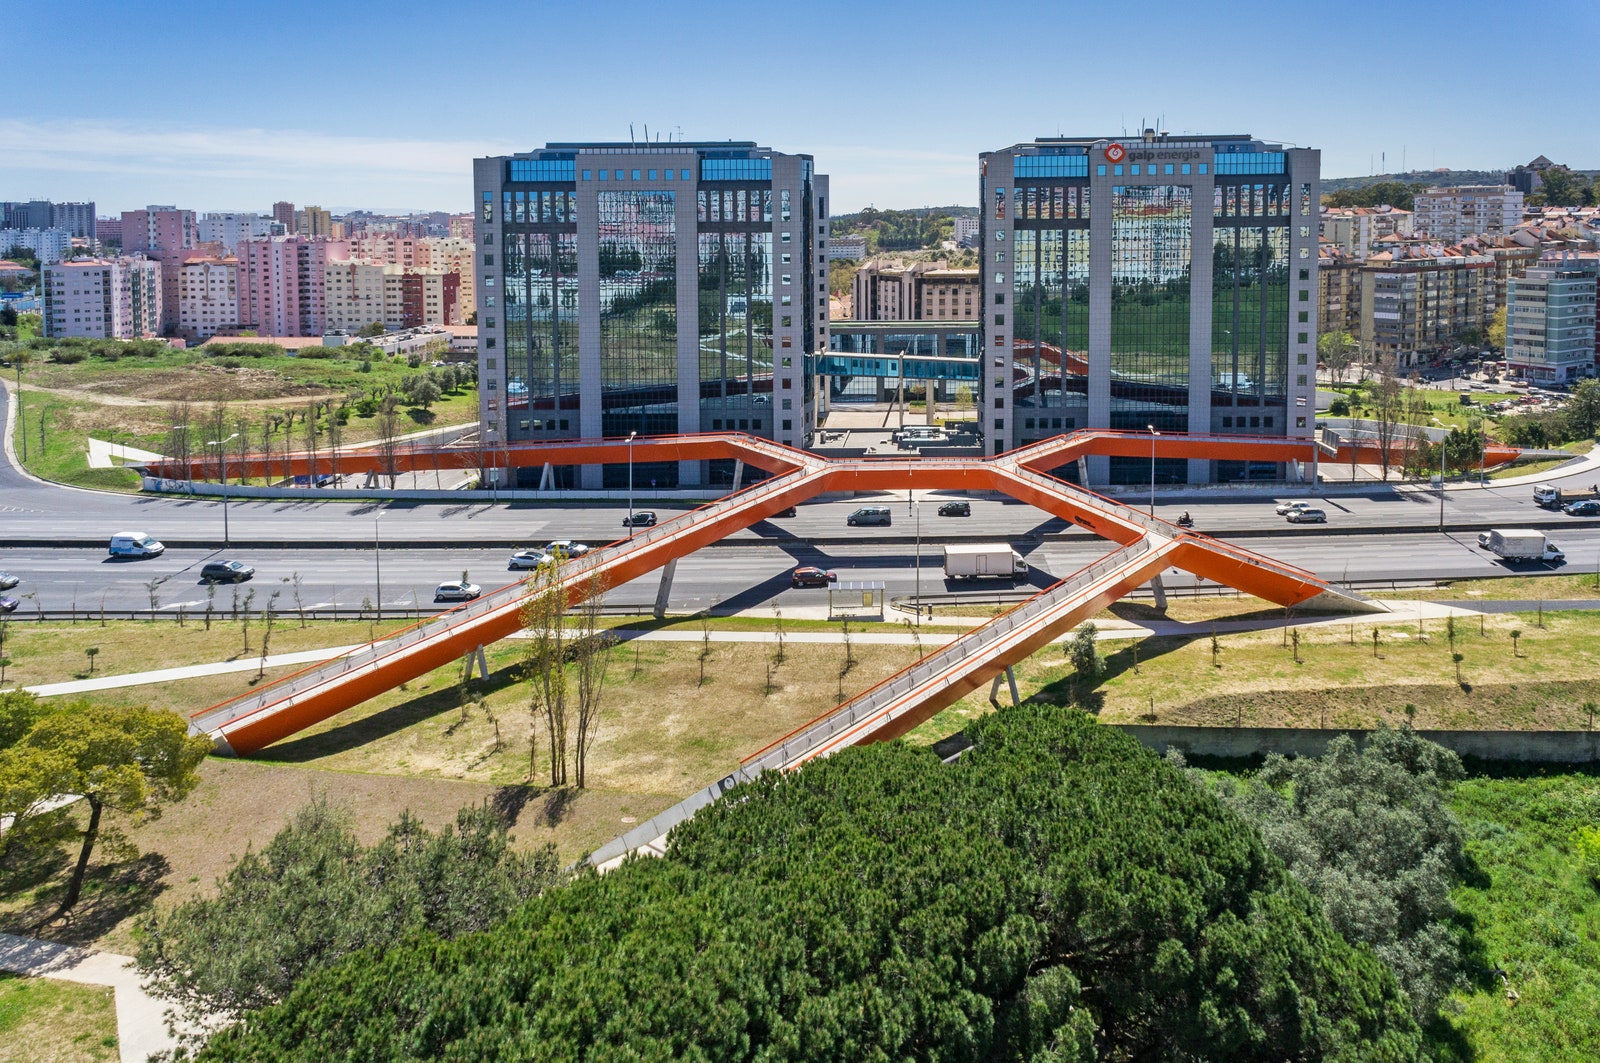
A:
[7,0,1595,216]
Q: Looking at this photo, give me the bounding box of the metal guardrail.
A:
[588,537,1160,868]
[189,461,830,737]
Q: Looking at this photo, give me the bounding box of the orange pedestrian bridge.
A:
[186,433,1385,790]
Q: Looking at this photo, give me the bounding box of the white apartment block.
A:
[827,235,867,261]
[1,227,73,264]
[198,212,276,253]
[42,257,161,338]
[176,257,240,339]
[953,215,980,246]
[1413,186,1524,243]
[325,262,456,331]
[324,261,390,331]
[1318,206,1413,259]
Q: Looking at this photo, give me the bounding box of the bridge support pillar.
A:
[653,559,678,620]
[988,665,1020,707]
[470,644,489,681]
[731,460,744,493]
[1148,573,1168,612]
[539,462,553,491]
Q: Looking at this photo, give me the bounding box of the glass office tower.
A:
[981,134,1319,484]
[474,143,828,488]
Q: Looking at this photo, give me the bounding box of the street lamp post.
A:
[1147,425,1159,517]
[626,430,637,534]
[204,433,240,546]
[914,499,922,626]
[1431,418,1448,532]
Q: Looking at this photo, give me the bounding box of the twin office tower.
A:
[474,134,1318,488]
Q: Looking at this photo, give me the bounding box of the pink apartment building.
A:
[234,236,350,336]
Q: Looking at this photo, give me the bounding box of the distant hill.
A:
[1322,170,1513,195]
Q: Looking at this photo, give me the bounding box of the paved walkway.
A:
[86,438,166,470]
[23,645,362,698]
[0,933,181,1063]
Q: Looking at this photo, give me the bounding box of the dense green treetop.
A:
[199,705,1423,1061]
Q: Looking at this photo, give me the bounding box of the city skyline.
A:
[8,0,1598,215]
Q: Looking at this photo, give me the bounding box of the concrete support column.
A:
[988,665,1020,706]
[731,460,744,493]
[653,559,678,620]
[538,462,553,491]
[1149,573,1168,612]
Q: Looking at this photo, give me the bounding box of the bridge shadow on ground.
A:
[253,659,523,765]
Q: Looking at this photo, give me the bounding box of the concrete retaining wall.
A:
[1115,724,1600,763]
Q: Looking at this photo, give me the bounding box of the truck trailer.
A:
[1483,528,1565,563]
[942,544,1028,580]
[1533,483,1600,509]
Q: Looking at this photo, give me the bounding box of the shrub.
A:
[48,348,85,364]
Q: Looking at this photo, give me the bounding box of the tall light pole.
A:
[1431,417,1448,532]
[914,498,922,626]
[1147,424,1159,517]
[626,430,638,533]
[204,433,240,546]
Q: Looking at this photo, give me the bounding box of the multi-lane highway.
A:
[5,378,1600,615]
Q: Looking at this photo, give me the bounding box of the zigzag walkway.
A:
[588,535,1184,870]
[189,454,828,755]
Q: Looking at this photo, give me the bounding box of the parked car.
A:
[542,540,591,557]
[0,572,17,590]
[1285,508,1327,524]
[200,560,255,583]
[622,511,657,527]
[507,549,551,570]
[790,566,837,588]
[937,501,972,517]
[1274,500,1313,516]
[1562,500,1600,517]
[434,581,482,602]
[0,595,17,614]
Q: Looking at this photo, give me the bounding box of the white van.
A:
[109,532,165,558]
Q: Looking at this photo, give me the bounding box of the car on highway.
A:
[543,540,591,557]
[0,572,17,590]
[790,566,837,588]
[0,595,17,614]
[200,560,255,584]
[1285,508,1328,524]
[434,581,482,603]
[846,506,892,527]
[1562,500,1600,517]
[1477,532,1494,549]
[507,549,551,570]
[622,511,657,527]
[937,501,971,517]
[1275,500,1314,516]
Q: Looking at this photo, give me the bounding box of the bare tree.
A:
[1370,357,1405,481]
[771,602,786,666]
[239,588,257,654]
[519,562,569,787]
[303,400,321,487]
[572,572,615,789]
[256,590,281,680]
[166,400,194,483]
[377,396,402,488]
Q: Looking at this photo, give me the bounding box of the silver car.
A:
[434,581,482,602]
[507,549,551,570]
[0,572,17,590]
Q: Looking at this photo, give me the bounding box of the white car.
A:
[542,540,591,558]
[434,581,482,603]
[507,549,551,570]
[1275,500,1313,516]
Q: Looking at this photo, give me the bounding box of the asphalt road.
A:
[6,377,1600,614]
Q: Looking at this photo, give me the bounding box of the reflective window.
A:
[598,191,677,435]
[501,230,578,424]
[1110,185,1192,442]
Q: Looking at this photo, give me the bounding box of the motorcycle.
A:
[1175,514,1195,529]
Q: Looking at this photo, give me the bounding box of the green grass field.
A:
[0,973,118,1062]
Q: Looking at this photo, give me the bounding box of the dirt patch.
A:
[30,364,338,405]
[1150,679,1600,731]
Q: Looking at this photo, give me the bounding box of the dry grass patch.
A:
[0,973,118,1063]
[1375,573,1600,601]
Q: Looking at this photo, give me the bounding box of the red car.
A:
[790,566,837,588]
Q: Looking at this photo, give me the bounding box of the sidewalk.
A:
[0,933,181,1063]
[23,644,361,698]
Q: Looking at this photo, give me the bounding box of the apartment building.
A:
[42,257,161,338]
[295,205,333,238]
[953,215,980,247]
[980,132,1321,481]
[1317,243,1363,341]
[827,234,867,261]
[473,140,828,481]
[1413,186,1524,243]
[176,256,240,339]
[852,260,978,321]
[324,262,461,331]
[1360,242,1496,368]
[1505,263,1597,383]
[345,234,474,321]
[0,227,73,264]
[234,236,350,336]
[199,212,278,253]
[1319,205,1413,259]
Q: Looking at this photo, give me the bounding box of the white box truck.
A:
[943,544,1027,580]
[1484,529,1564,563]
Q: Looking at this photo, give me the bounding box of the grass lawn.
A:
[8,343,478,491]
[1373,573,1600,601]
[0,973,118,1063]
[1489,439,1596,481]
[1432,770,1600,1062]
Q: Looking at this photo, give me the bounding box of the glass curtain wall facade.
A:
[501,185,579,433]
[980,135,1319,484]
[598,190,677,439]
[1013,180,1089,443]
[697,186,773,434]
